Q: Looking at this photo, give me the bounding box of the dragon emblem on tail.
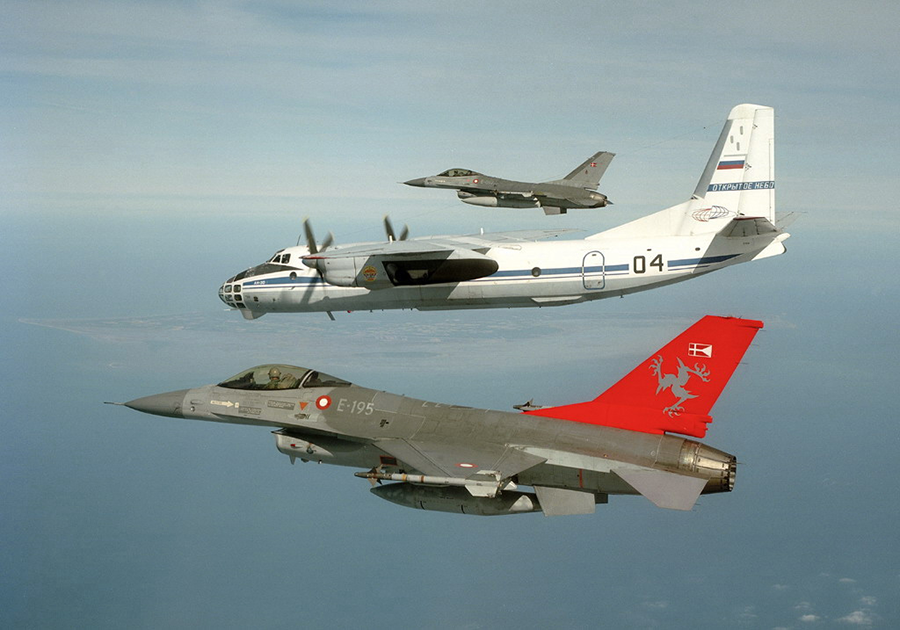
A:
[650,355,711,417]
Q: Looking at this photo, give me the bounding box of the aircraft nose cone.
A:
[125,389,190,418]
[403,177,427,187]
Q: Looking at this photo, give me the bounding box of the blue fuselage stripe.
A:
[238,259,732,290]
[667,254,738,269]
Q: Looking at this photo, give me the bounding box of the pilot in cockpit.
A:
[263,367,282,389]
[263,367,298,390]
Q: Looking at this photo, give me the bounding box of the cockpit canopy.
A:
[438,168,480,178]
[217,364,351,391]
[225,251,301,283]
[267,251,292,264]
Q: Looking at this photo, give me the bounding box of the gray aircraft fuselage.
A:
[405,170,609,213]
[119,363,736,516]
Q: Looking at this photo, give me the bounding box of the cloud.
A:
[837,610,874,626]
[860,596,876,606]
[800,614,820,622]
[839,577,857,584]
[737,605,757,621]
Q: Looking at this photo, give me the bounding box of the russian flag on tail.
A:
[717,159,745,170]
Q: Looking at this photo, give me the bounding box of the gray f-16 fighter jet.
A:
[404,151,614,215]
[111,316,762,516]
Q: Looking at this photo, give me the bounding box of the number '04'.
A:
[633,254,664,274]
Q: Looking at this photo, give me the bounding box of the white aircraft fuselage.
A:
[220,224,785,316]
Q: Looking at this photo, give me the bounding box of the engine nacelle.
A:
[302,255,393,289]
[370,483,541,516]
[679,441,737,494]
[304,250,499,289]
[588,191,609,206]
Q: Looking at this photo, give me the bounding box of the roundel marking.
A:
[316,395,332,410]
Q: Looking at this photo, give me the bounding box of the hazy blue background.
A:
[3,2,898,628]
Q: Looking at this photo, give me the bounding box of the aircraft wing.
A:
[375,437,546,496]
[303,239,462,260]
[301,230,580,287]
[306,230,580,259]
[457,228,581,243]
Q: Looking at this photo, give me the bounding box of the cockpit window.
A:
[217,365,352,390]
[281,253,291,264]
[438,168,479,177]
[301,370,351,388]
[237,261,302,280]
[219,364,306,390]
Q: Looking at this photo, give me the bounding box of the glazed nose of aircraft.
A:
[125,389,190,418]
[403,177,427,187]
[218,279,243,307]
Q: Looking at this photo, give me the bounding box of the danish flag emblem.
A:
[688,343,713,358]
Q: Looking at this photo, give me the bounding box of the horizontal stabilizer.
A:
[776,211,801,230]
[533,486,597,516]
[719,217,778,238]
[614,468,707,511]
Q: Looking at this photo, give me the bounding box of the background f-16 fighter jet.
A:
[404,151,614,215]
[111,316,762,517]
[220,104,789,320]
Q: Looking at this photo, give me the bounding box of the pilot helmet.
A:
[268,367,281,380]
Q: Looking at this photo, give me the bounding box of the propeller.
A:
[299,218,335,288]
[300,218,334,254]
[383,215,409,243]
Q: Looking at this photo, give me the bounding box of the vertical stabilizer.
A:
[691,104,775,224]
[524,316,763,438]
[588,104,776,240]
[546,151,615,189]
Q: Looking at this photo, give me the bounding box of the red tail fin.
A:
[524,316,763,438]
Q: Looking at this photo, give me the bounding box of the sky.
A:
[2,1,899,628]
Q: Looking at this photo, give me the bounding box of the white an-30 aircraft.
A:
[219,104,790,319]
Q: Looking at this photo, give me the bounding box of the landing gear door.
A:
[582,251,605,290]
